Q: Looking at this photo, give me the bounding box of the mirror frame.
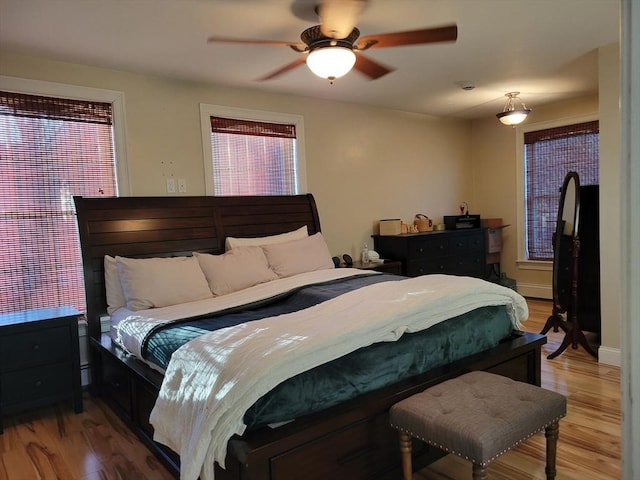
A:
[552,171,581,312]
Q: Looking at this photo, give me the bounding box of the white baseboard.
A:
[517,282,552,300]
[597,346,621,367]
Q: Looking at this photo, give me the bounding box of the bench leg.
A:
[399,432,413,480]
[472,463,487,480]
[545,422,560,479]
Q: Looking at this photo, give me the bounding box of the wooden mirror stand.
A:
[540,171,598,360]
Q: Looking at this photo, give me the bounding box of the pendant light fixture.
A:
[496,92,531,126]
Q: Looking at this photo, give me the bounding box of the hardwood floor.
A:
[0,299,621,480]
[416,299,621,480]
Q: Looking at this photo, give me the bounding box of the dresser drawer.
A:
[101,353,132,417]
[406,236,448,259]
[374,230,486,279]
[1,361,72,407]
[449,231,484,254]
[270,413,401,480]
[0,326,70,371]
[406,258,451,276]
[450,253,486,276]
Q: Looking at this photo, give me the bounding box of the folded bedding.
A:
[138,273,513,430]
[127,271,528,480]
[143,272,402,370]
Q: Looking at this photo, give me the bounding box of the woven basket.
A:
[414,214,433,232]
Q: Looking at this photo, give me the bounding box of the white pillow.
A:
[104,255,127,315]
[115,256,213,311]
[262,232,334,278]
[194,247,278,296]
[225,225,308,251]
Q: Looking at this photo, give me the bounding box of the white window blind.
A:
[524,120,599,261]
[0,91,117,314]
[209,116,298,196]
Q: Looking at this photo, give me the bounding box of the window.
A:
[0,80,127,315]
[200,104,307,195]
[521,119,599,262]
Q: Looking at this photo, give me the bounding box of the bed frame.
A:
[74,194,546,480]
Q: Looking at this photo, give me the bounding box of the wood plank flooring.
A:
[0,299,621,480]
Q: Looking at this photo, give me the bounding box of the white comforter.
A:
[143,272,527,480]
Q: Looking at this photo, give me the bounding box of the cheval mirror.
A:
[540,171,598,359]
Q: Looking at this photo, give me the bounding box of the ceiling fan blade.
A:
[353,53,395,80]
[208,36,304,50]
[358,24,458,50]
[257,57,307,81]
[318,0,368,39]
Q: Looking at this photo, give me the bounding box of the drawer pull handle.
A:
[34,380,42,388]
[418,247,423,252]
[32,344,40,351]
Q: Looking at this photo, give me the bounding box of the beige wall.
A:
[0,49,471,259]
[469,43,621,357]
[598,42,622,354]
[1,47,621,357]
[470,95,599,294]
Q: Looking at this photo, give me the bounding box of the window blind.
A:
[524,121,599,261]
[210,116,297,196]
[0,91,117,314]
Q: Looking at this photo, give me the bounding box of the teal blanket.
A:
[243,304,512,429]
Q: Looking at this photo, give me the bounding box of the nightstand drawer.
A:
[0,326,70,371]
[1,361,72,406]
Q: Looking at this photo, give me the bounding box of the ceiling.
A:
[0,0,619,120]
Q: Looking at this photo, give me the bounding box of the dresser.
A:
[0,306,83,432]
[372,229,486,278]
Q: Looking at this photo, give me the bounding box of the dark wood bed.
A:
[74,194,545,480]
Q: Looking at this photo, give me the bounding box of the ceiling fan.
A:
[207,0,457,83]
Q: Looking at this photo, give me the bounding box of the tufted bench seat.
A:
[389,371,567,480]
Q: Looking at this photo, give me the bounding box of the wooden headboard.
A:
[74,194,322,339]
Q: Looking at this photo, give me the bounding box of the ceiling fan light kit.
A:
[496,92,531,126]
[207,1,457,83]
[306,46,356,82]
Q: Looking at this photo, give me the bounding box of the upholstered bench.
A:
[389,371,567,480]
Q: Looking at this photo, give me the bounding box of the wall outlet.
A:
[178,178,187,193]
[166,178,176,193]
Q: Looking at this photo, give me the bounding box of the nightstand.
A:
[0,306,83,432]
[349,260,403,275]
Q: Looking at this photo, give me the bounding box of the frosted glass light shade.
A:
[496,92,531,126]
[497,110,531,126]
[306,47,356,80]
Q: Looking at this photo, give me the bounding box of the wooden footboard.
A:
[91,331,545,480]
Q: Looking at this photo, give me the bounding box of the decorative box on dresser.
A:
[0,306,83,433]
[372,229,486,278]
